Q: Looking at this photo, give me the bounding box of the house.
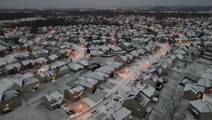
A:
[79,77,98,93]
[139,84,156,99]
[64,85,85,102]
[77,60,89,67]
[119,42,132,51]
[137,48,146,55]
[21,60,34,69]
[114,56,128,64]
[141,74,158,88]
[32,49,49,58]
[41,90,65,110]
[14,77,40,93]
[189,100,212,120]
[183,84,205,100]
[35,70,57,82]
[67,63,84,72]
[34,57,48,66]
[85,72,107,84]
[197,79,212,93]
[0,81,22,114]
[0,45,6,57]
[122,91,150,119]
[113,107,132,120]
[55,65,70,77]
[188,46,201,59]
[44,70,57,82]
[48,54,58,62]
[130,50,139,58]
[5,63,22,75]
[106,61,123,72]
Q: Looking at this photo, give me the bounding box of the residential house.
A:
[183,84,205,100]
[48,54,58,63]
[79,77,98,93]
[34,57,48,66]
[5,63,21,75]
[41,90,65,110]
[189,100,212,120]
[0,81,22,114]
[197,79,212,93]
[14,77,40,93]
[114,56,128,65]
[113,107,132,120]
[67,63,84,72]
[64,85,85,102]
[119,42,132,51]
[56,65,70,77]
[122,91,150,119]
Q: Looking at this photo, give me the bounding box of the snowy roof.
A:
[58,65,69,72]
[176,54,184,60]
[137,48,145,55]
[106,61,122,69]
[184,83,205,93]
[85,72,106,81]
[160,62,168,70]
[130,50,139,57]
[90,50,103,56]
[79,77,98,88]
[0,55,17,64]
[78,59,88,66]
[21,60,30,65]
[67,63,84,71]
[164,58,173,65]
[96,66,113,74]
[23,77,39,86]
[174,49,187,55]
[197,79,211,88]
[140,84,156,98]
[0,45,6,51]
[190,100,212,113]
[48,54,58,61]
[114,107,131,120]
[35,57,47,64]
[44,91,64,105]
[202,72,212,81]
[0,60,6,67]
[5,63,21,70]
[0,79,16,102]
[135,91,150,107]
[50,61,66,69]
[109,46,122,52]
[170,55,176,60]
[68,85,84,94]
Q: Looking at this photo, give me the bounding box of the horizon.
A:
[0,0,212,9]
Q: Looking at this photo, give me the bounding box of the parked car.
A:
[69,108,76,114]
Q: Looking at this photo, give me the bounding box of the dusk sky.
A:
[0,0,212,8]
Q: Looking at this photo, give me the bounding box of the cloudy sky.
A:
[0,0,211,8]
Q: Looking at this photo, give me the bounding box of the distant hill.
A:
[149,6,212,11]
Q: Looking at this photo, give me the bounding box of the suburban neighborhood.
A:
[0,7,212,120]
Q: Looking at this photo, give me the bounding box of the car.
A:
[91,109,97,114]
[163,78,168,83]
[98,86,105,90]
[66,111,72,115]
[103,101,109,105]
[156,84,163,91]
[113,98,119,102]
[69,108,76,114]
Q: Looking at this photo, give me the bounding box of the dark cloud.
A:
[0,0,211,8]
